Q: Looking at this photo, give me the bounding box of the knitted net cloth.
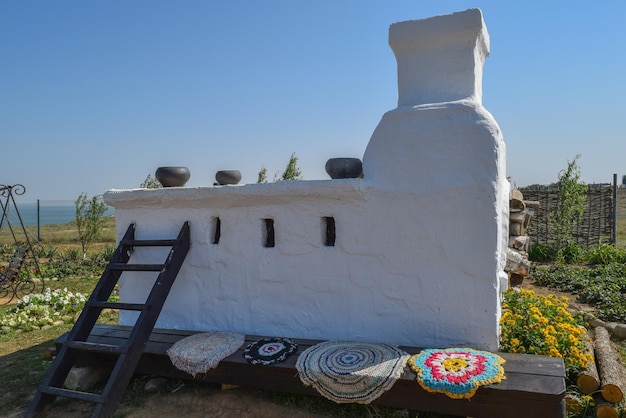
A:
[409,348,506,399]
[243,337,299,365]
[167,331,245,377]
[295,340,410,404]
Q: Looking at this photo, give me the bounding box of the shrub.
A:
[528,243,558,263]
[500,289,591,377]
[586,243,626,265]
[560,241,584,264]
[102,245,116,262]
[62,248,82,263]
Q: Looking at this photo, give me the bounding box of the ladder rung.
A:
[64,340,126,354]
[39,386,103,403]
[108,263,164,271]
[87,301,149,311]
[121,239,179,246]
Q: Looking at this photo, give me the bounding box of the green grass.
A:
[0,215,116,249]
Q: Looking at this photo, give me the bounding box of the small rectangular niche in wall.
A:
[263,218,275,247]
[212,217,221,244]
[323,216,336,246]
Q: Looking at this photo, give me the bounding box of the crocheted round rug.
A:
[295,340,410,404]
[243,337,299,365]
[167,331,245,377]
[409,348,506,399]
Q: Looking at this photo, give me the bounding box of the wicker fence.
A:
[522,184,615,247]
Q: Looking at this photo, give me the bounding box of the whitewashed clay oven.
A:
[104,8,508,351]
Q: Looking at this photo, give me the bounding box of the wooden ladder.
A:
[26,221,191,417]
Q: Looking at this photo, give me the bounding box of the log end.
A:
[577,374,600,395]
[602,383,624,404]
[596,403,619,418]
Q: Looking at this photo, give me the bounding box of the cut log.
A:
[523,208,534,229]
[508,235,530,252]
[509,210,527,225]
[524,200,540,211]
[576,335,599,394]
[583,312,606,329]
[509,273,524,288]
[595,326,625,403]
[595,393,619,418]
[509,223,523,236]
[505,248,530,277]
[510,189,525,211]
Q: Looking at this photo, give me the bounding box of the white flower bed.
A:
[0,288,86,332]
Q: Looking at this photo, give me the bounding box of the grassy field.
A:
[0,215,116,250]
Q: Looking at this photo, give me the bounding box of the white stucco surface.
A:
[104,8,508,351]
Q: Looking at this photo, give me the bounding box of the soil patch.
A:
[519,277,597,315]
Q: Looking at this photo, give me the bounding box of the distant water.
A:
[1,201,114,227]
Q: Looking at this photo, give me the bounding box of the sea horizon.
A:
[1,201,114,227]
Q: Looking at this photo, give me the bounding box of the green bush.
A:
[102,245,116,262]
[560,242,584,264]
[528,243,558,263]
[586,243,626,265]
[527,241,581,264]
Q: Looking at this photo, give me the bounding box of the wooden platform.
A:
[56,324,566,418]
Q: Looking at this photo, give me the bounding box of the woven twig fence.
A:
[522,185,614,247]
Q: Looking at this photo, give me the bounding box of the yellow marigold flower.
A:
[548,348,562,358]
[557,307,569,316]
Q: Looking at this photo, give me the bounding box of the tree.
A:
[257,166,268,183]
[75,193,108,260]
[260,153,304,183]
[547,155,587,261]
[279,152,303,181]
[140,174,162,189]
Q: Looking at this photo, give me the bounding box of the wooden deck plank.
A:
[56,324,566,418]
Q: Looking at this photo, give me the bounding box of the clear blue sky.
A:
[2,1,625,202]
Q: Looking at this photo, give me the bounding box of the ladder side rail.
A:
[27,222,192,418]
[92,222,191,417]
[124,223,190,345]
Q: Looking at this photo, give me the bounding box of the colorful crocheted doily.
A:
[409,348,506,399]
[167,331,245,377]
[295,340,410,404]
[243,337,299,365]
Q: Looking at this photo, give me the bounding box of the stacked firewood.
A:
[505,189,537,287]
[569,327,626,418]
